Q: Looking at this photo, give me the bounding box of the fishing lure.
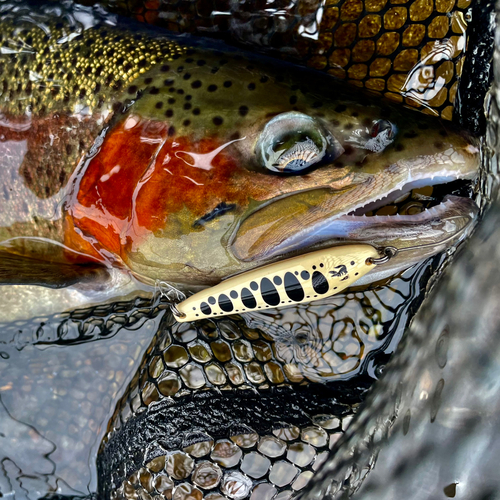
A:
[172,244,385,322]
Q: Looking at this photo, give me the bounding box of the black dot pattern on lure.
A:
[250,281,258,291]
[260,278,281,307]
[241,287,257,309]
[284,272,305,302]
[208,296,216,305]
[273,276,282,286]
[200,302,212,315]
[312,271,329,295]
[218,294,234,313]
[230,290,238,299]
[301,270,310,280]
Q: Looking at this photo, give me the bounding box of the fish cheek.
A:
[126,210,243,284]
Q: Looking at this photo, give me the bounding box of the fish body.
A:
[0,10,479,298]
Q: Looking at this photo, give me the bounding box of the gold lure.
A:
[173,245,380,322]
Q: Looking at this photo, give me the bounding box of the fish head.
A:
[64,46,479,286]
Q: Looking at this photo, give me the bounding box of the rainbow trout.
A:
[0,8,478,309]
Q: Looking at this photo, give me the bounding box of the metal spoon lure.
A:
[172,244,389,323]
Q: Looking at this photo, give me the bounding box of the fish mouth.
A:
[231,150,479,281]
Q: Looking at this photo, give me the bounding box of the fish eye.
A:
[256,112,344,174]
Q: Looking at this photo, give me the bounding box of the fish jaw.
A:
[313,195,478,286]
[231,144,479,263]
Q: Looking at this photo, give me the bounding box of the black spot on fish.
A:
[164,78,174,86]
[186,58,194,63]
[335,104,347,113]
[261,278,280,306]
[241,288,257,309]
[260,76,269,83]
[191,80,202,89]
[218,294,233,313]
[395,144,405,152]
[165,109,173,118]
[127,85,138,94]
[183,73,191,80]
[213,117,223,126]
[223,81,232,88]
[284,272,305,302]
[168,126,175,136]
[177,89,184,95]
[248,83,256,90]
[239,105,249,117]
[185,95,192,101]
[144,77,153,84]
[184,103,192,110]
[380,107,392,118]
[404,130,418,139]
[193,202,236,227]
[208,84,217,92]
[183,119,191,127]
[193,108,201,115]
[312,271,329,294]
[229,132,240,141]
[301,270,310,280]
[201,302,212,315]
[168,98,176,104]
[197,60,206,66]
[211,67,219,74]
